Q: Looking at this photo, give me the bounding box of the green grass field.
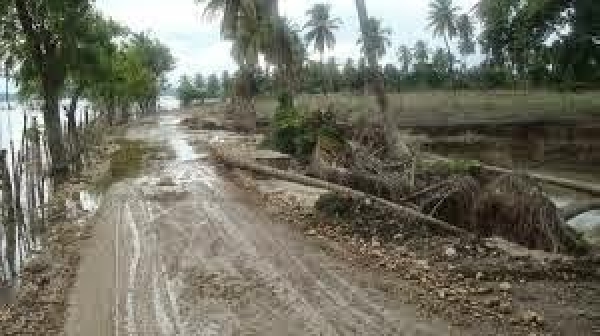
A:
[255,90,600,125]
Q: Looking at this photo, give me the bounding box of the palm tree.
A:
[396,45,413,74]
[197,0,266,130]
[354,0,407,158]
[263,17,306,99]
[413,40,429,65]
[304,3,341,64]
[427,0,460,85]
[198,0,258,37]
[357,18,392,60]
[304,3,341,93]
[456,13,475,68]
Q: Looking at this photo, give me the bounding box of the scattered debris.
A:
[227,161,600,335]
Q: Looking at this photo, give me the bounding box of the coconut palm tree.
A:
[304,3,341,65]
[304,3,341,93]
[354,0,407,158]
[456,13,475,68]
[396,45,413,74]
[427,0,460,85]
[357,18,392,60]
[413,40,429,65]
[198,0,258,37]
[197,0,266,130]
[268,18,306,96]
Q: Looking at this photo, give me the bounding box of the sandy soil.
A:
[63,113,453,335]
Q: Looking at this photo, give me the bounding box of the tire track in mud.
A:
[65,114,452,335]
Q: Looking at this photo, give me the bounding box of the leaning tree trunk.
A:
[212,145,467,235]
[354,0,407,159]
[443,34,456,92]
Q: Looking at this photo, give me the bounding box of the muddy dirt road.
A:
[64,113,452,335]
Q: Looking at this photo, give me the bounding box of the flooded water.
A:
[0,99,92,153]
[0,96,178,288]
[158,96,180,111]
[0,96,179,151]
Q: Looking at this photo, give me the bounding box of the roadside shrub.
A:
[269,93,344,161]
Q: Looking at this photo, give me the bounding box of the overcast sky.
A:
[1,0,480,92]
[96,0,479,82]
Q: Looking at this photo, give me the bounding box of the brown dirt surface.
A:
[63,112,454,335]
[239,181,600,335]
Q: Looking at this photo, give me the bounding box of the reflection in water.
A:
[170,137,198,161]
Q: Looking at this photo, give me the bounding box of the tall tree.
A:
[199,0,258,38]
[6,0,94,179]
[195,74,206,92]
[456,13,476,67]
[427,0,460,87]
[206,74,221,97]
[304,3,341,93]
[354,0,405,158]
[177,75,199,107]
[413,40,430,65]
[357,18,392,60]
[197,0,265,130]
[221,70,232,98]
[304,3,341,64]
[126,33,174,113]
[396,45,413,74]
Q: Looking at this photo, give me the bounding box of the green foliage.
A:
[205,74,221,97]
[269,92,344,160]
[456,14,476,58]
[304,3,341,58]
[357,17,392,60]
[177,75,205,106]
[427,0,459,40]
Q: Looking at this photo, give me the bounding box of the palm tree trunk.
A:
[4,64,10,110]
[354,0,406,158]
[320,51,327,95]
[443,34,455,91]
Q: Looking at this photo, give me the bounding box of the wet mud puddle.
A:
[65,112,450,336]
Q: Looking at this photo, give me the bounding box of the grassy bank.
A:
[255,90,600,125]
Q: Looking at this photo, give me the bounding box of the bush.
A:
[269,93,344,161]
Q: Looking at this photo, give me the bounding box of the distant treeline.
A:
[178,0,599,104]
